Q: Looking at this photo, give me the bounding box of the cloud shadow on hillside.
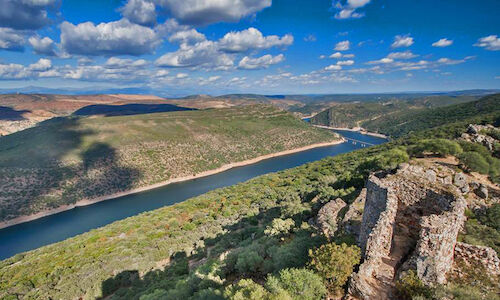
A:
[73,103,194,117]
[0,106,31,121]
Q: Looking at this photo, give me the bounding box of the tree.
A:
[308,243,361,295]
[410,139,462,157]
[266,268,326,300]
[264,218,295,237]
[458,152,489,174]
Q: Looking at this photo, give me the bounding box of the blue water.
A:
[0,130,385,260]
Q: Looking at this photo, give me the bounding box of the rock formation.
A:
[317,198,346,238]
[348,163,467,299]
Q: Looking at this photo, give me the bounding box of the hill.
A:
[0,94,168,135]
[310,94,499,136]
[0,105,337,224]
[1,94,499,299]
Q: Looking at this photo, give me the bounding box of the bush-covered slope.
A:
[362,93,500,137]
[0,105,336,223]
[1,100,498,300]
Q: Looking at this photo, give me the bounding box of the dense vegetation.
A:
[0,105,336,223]
[310,94,498,137]
[0,94,499,300]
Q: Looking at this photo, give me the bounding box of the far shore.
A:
[312,125,388,139]
[0,138,345,230]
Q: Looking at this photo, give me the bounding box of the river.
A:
[0,130,386,260]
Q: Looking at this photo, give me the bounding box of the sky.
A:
[0,0,499,96]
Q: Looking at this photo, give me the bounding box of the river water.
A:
[0,130,385,260]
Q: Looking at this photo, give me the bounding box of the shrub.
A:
[409,139,462,157]
[458,152,489,174]
[224,279,271,300]
[395,270,434,300]
[308,242,361,295]
[266,268,326,300]
[264,218,295,237]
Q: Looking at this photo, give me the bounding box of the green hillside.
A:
[1,97,498,300]
[0,105,336,223]
[362,93,500,137]
[303,95,484,131]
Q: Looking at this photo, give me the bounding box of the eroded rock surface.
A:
[348,163,467,299]
[317,197,346,238]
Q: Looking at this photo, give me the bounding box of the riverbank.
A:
[312,125,388,139]
[0,138,345,230]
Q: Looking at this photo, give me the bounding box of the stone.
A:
[316,198,346,238]
[476,184,489,199]
[454,172,467,188]
[348,164,466,299]
[460,184,470,194]
[467,124,479,135]
[425,170,436,182]
[454,242,500,276]
[342,189,366,238]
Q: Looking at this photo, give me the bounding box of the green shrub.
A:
[395,270,434,300]
[224,279,271,300]
[458,152,490,174]
[308,243,361,295]
[266,268,326,300]
[264,218,295,237]
[409,139,463,157]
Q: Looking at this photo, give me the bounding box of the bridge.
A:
[342,137,375,147]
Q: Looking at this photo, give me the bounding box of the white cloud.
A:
[387,51,417,59]
[432,38,453,47]
[0,0,58,30]
[105,57,148,69]
[218,27,293,52]
[156,0,271,25]
[28,35,56,55]
[337,60,354,66]
[391,35,414,48]
[168,29,206,45]
[176,73,188,79]
[329,51,343,59]
[367,57,394,64]
[60,19,161,56]
[0,28,24,51]
[29,58,52,71]
[474,35,500,51]
[238,54,284,70]
[155,40,234,70]
[324,64,342,71]
[120,0,156,26]
[343,53,355,58]
[0,63,31,79]
[334,40,350,51]
[334,0,371,19]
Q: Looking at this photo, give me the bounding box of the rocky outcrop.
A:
[316,198,346,238]
[348,163,467,299]
[453,242,500,277]
[461,124,499,152]
[342,189,366,238]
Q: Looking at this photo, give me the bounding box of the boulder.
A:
[317,198,346,238]
[454,172,467,188]
[476,184,489,199]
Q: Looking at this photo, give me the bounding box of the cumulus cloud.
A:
[474,35,500,51]
[120,0,156,26]
[156,0,271,25]
[324,64,342,71]
[432,38,453,47]
[334,40,350,51]
[238,54,284,70]
[367,57,394,64]
[155,40,234,69]
[391,35,414,48]
[105,57,148,69]
[329,52,343,59]
[218,27,293,52]
[337,60,354,66]
[333,0,371,19]
[60,19,161,56]
[168,29,206,44]
[0,28,25,51]
[387,51,417,59]
[29,58,51,71]
[28,35,56,55]
[0,0,59,30]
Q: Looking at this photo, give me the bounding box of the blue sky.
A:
[0,0,499,96]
